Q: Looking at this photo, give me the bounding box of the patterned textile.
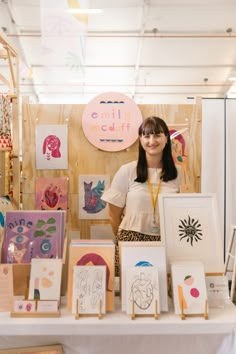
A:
[115,229,161,277]
[0,94,12,150]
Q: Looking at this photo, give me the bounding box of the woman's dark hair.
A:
[135,116,177,183]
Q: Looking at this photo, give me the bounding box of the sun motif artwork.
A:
[178,215,202,246]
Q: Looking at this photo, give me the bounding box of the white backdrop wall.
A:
[201,98,236,259]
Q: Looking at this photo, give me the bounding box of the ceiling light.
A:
[228,76,236,81]
[66,8,103,14]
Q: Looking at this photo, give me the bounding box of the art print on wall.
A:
[171,261,208,315]
[72,265,106,315]
[28,258,63,301]
[169,124,192,192]
[78,175,110,219]
[35,124,68,170]
[158,193,224,273]
[35,177,68,211]
[126,266,160,315]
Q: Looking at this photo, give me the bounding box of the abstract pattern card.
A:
[120,242,168,312]
[126,266,160,315]
[36,124,68,170]
[72,265,106,315]
[171,261,208,315]
[35,177,68,211]
[78,175,110,219]
[2,210,65,263]
[0,264,13,311]
[28,258,63,301]
[67,240,115,312]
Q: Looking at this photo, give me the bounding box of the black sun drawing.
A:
[178,215,203,246]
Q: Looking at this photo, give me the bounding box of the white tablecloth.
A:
[0,298,235,354]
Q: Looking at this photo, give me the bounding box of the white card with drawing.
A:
[72,265,106,315]
[126,266,160,315]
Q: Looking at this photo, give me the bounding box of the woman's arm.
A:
[108,203,124,236]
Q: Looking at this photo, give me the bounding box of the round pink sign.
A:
[82,92,143,152]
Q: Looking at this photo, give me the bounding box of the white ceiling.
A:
[1,0,236,104]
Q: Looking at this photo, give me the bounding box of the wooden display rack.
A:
[131,299,159,320]
[180,299,208,320]
[74,298,104,320]
[10,300,61,318]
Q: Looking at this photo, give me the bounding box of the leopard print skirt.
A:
[115,229,161,277]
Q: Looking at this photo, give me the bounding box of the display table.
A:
[0,298,235,354]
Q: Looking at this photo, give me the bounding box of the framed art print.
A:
[158,193,224,273]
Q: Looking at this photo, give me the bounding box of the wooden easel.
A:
[180,299,208,320]
[74,298,103,320]
[131,299,159,320]
[224,225,236,301]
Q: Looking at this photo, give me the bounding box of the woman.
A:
[102,116,181,276]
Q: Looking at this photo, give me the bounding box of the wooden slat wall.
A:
[21,102,202,238]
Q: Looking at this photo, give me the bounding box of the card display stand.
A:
[180,299,208,320]
[74,298,103,320]
[131,299,159,320]
[10,300,61,318]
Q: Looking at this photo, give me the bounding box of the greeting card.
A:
[28,258,63,301]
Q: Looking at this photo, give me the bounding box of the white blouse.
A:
[102,161,181,235]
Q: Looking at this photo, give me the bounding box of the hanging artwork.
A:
[35,177,68,211]
[78,175,110,219]
[158,193,224,273]
[72,265,106,315]
[171,261,208,315]
[169,124,192,192]
[35,125,68,169]
[126,266,160,315]
[28,258,63,301]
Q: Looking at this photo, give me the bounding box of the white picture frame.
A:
[158,193,224,273]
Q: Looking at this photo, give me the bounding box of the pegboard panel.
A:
[21,103,201,238]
